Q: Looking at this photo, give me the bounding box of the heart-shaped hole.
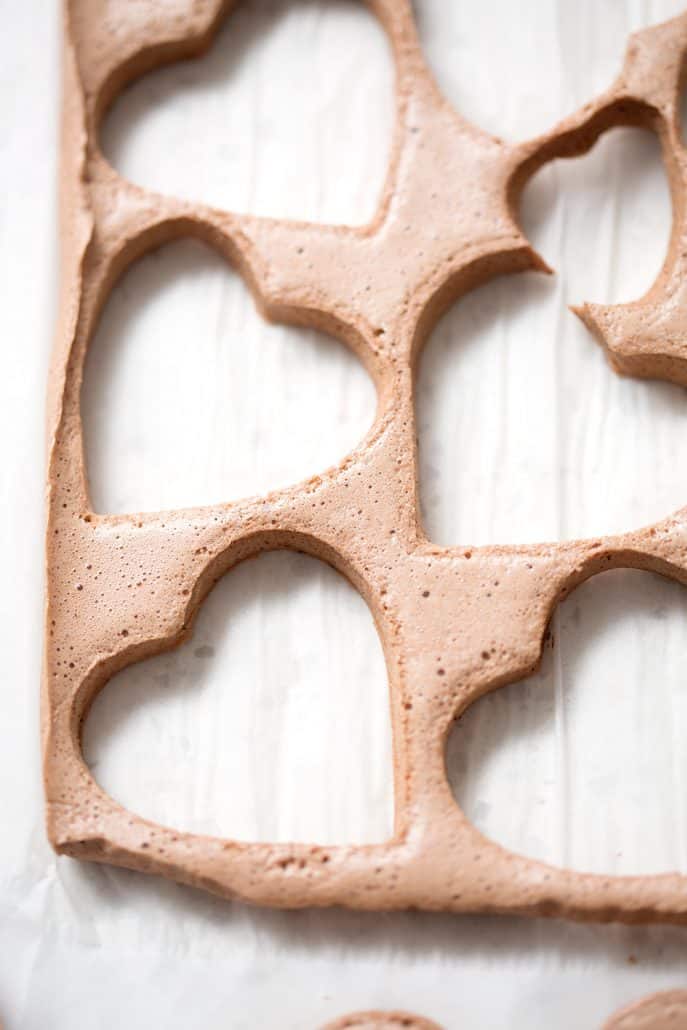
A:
[417,126,678,545]
[101,0,394,225]
[448,568,687,875]
[81,238,376,514]
[414,0,671,141]
[83,550,393,844]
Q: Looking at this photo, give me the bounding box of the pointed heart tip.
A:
[529,249,553,276]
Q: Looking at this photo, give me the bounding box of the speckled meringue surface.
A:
[322,992,687,1028]
[321,1011,443,1030]
[45,0,687,921]
[603,989,687,1028]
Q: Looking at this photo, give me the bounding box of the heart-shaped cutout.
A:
[82,238,376,514]
[417,126,678,545]
[83,550,393,844]
[101,0,394,225]
[448,568,687,875]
